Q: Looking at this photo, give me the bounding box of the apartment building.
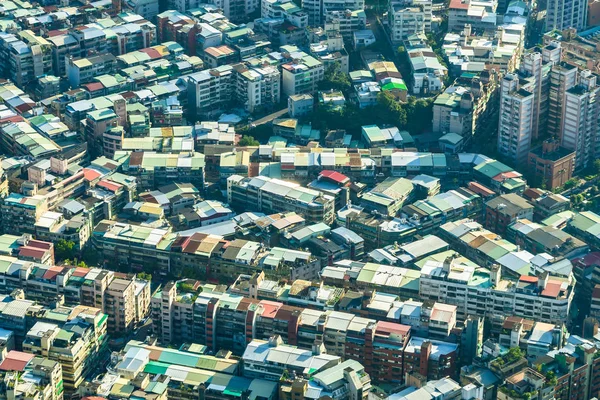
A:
[0,121,60,159]
[243,336,340,380]
[22,306,108,392]
[228,175,335,224]
[406,34,448,95]
[561,70,600,170]
[520,50,553,140]
[47,34,81,77]
[497,73,535,165]
[528,138,576,190]
[448,0,497,31]
[302,0,364,26]
[432,86,475,138]
[322,0,365,24]
[1,193,48,235]
[0,353,64,400]
[420,257,574,324]
[0,31,52,89]
[403,337,458,381]
[83,109,119,158]
[535,335,600,400]
[388,0,432,43]
[546,0,588,30]
[69,26,107,58]
[0,257,150,336]
[485,193,534,235]
[281,53,324,97]
[151,283,418,385]
[279,360,371,400]
[66,54,117,88]
[188,65,233,117]
[288,94,314,117]
[360,177,414,217]
[202,45,238,68]
[99,339,277,400]
[232,64,281,113]
[547,62,578,139]
[92,220,172,275]
[324,10,367,39]
[104,278,136,334]
[117,150,206,190]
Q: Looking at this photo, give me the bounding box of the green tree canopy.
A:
[318,63,351,93]
[238,135,260,146]
[55,239,76,262]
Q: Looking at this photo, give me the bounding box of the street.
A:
[251,107,288,126]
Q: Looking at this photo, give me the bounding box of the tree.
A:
[81,246,99,267]
[505,347,524,363]
[405,97,433,134]
[238,135,260,146]
[137,272,152,281]
[594,159,600,176]
[318,63,351,93]
[241,124,272,143]
[376,92,407,127]
[564,178,579,190]
[55,239,76,262]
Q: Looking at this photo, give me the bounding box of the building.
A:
[0,31,52,89]
[403,337,458,381]
[485,193,534,235]
[97,339,278,399]
[547,62,578,140]
[497,73,535,165]
[0,352,64,400]
[280,360,371,400]
[66,54,117,88]
[528,138,576,190]
[360,177,414,217]
[432,86,474,138]
[22,307,108,392]
[203,45,238,68]
[104,278,136,334]
[1,193,48,235]
[228,175,335,224]
[520,50,552,141]
[498,368,554,400]
[281,53,324,97]
[420,256,574,324]
[389,377,463,400]
[117,151,205,190]
[232,64,281,113]
[561,70,600,170]
[84,109,119,157]
[303,0,365,26]
[288,94,314,117]
[448,0,498,31]
[406,34,448,95]
[242,336,341,381]
[388,0,432,43]
[187,65,233,118]
[534,335,600,400]
[546,0,588,30]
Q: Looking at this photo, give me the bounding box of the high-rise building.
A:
[520,51,551,140]
[546,0,588,31]
[497,73,535,165]
[561,70,600,170]
[548,62,578,139]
